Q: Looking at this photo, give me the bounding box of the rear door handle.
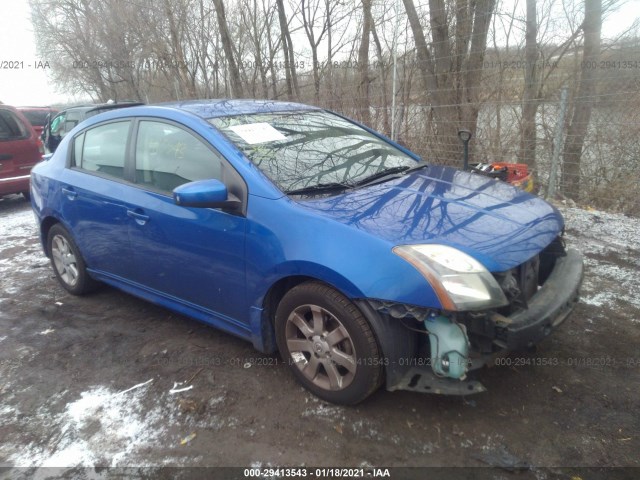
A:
[0,154,12,161]
[127,209,150,225]
[61,187,77,200]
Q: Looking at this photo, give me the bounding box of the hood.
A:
[297,166,563,272]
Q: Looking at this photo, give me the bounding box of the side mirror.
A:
[173,179,241,211]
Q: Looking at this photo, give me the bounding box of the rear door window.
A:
[75,121,131,179]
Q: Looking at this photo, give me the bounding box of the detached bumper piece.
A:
[496,248,583,351]
[395,368,486,395]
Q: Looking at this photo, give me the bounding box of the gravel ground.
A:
[0,193,638,478]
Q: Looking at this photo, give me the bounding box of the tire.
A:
[47,224,98,295]
[275,281,383,405]
[21,190,31,201]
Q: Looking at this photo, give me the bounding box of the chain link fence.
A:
[298,47,640,216]
[31,0,640,215]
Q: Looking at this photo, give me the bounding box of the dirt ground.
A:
[0,193,638,478]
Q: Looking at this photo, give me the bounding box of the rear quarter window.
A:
[0,110,29,141]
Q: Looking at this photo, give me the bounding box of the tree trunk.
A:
[461,0,496,131]
[518,0,539,168]
[563,0,602,199]
[325,0,333,109]
[403,0,495,162]
[402,0,437,97]
[213,0,243,98]
[249,0,269,98]
[311,45,321,104]
[164,0,196,99]
[276,0,299,100]
[371,19,390,134]
[301,0,323,104]
[357,0,372,126]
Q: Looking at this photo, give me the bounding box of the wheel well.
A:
[264,277,420,391]
[263,276,315,328]
[261,275,370,355]
[40,216,60,256]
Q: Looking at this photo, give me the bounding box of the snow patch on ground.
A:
[0,246,48,278]
[8,382,178,468]
[0,207,49,296]
[0,208,38,239]
[301,402,346,421]
[558,205,640,317]
[581,258,640,311]
[560,206,640,253]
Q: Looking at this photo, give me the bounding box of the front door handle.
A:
[127,209,150,225]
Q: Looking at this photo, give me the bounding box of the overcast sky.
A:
[1,0,638,107]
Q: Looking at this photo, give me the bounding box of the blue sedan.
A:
[30,100,583,404]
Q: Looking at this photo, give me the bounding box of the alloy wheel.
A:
[285,304,357,391]
[51,234,79,287]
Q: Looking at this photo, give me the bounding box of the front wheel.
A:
[47,224,98,295]
[275,282,383,405]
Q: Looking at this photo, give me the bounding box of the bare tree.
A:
[563,0,602,199]
[370,13,390,133]
[518,0,539,168]
[300,0,327,103]
[240,0,270,98]
[357,0,373,126]
[163,0,197,98]
[276,0,300,99]
[403,0,497,162]
[213,0,243,97]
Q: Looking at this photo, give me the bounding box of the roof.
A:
[158,99,320,119]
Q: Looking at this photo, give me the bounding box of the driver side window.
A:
[135,121,223,192]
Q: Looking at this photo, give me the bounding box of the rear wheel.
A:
[47,224,98,295]
[275,282,383,405]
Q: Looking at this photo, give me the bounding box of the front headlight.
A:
[393,244,508,311]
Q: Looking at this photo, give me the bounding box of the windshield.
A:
[209,111,422,194]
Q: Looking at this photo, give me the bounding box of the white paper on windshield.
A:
[228,123,286,144]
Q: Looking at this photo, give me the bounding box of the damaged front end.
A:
[361,237,584,395]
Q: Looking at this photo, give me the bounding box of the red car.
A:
[0,105,43,200]
[17,106,58,138]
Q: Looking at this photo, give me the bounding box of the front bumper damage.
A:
[495,249,583,350]
[359,248,584,395]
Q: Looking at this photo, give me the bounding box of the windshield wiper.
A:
[353,163,429,188]
[285,182,353,196]
[405,163,429,173]
[352,165,411,187]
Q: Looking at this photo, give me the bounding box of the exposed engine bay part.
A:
[367,299,431,322]
[424,314,470,380]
